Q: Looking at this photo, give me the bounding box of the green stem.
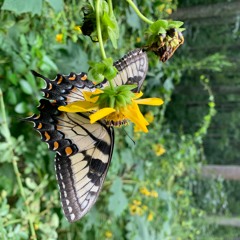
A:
[96,0,106,59]
[95,0,115,89]
[126,0,154,25]
[108,0,113,16]
[0,89,37,240]
[3,219,22,227]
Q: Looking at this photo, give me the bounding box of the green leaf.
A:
[15,102,28,114]
[50,213,59,228]
[19,79,33,95]
[46,0,64,12]
[1,0,43,15]
[6,88,17,105]
[0,149,12,163]
[40,55,58,72]
[25,177,38,190]
[120,149,134,167]
[108,177,128,217]
[148,20,168,35]
[168,20,184,29]
[101,10,119,48]
[163,78,174,91]
[0,143,9,151]
[88,68,104,83]
[108,27,118,49]
[126,7,141,30]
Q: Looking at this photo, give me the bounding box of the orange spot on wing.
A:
[81,74,87,81]
[57,76,63,84]
[44,132,51,141]
[65,146,73,156]
[48,83,53,90]
[53,141,59,150]
[68,75,76,81]
[37,123,42,129]
[57,125,62,130]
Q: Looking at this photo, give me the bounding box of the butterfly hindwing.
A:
[27,48,148,222]
[113,48,148,92]
[27,99,114,222]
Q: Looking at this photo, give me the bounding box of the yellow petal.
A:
[83,89,103,103]
[133,91,143,99]
[122,103,149,132]
[134,98,164,106]
[58,101,97,112]
[89,108,116,124]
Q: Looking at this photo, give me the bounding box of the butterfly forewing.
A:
[27,48,148,222]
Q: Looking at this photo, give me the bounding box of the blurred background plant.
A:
[0,0,239,239]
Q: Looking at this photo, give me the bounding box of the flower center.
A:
[104,111,128,127]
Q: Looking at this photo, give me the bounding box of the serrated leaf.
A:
[1,0,43,15]
[108,177,128,217]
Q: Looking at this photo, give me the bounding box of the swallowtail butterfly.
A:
[26,49,148,222]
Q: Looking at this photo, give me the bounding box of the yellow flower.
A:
[165,8,173,14]
[139,187,151,196]
[153,144,166,156]
[74,25,82,32]
[142,205,148,211]
[59,88,163,133]
[136,37,141,43]
[134,125,142,133]
[147,212,154,221]
[177,190,184,196]
[129,204,143,216]
[133,200,141,206]
[144,111,154,124]
[105,231,113,238]
[55,33,63,43]
[150,190,158,198]
[129,199,145,216]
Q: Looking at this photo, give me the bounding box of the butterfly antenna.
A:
[122,128,135,145]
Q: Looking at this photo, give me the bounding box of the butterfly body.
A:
[27,49,148,222]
